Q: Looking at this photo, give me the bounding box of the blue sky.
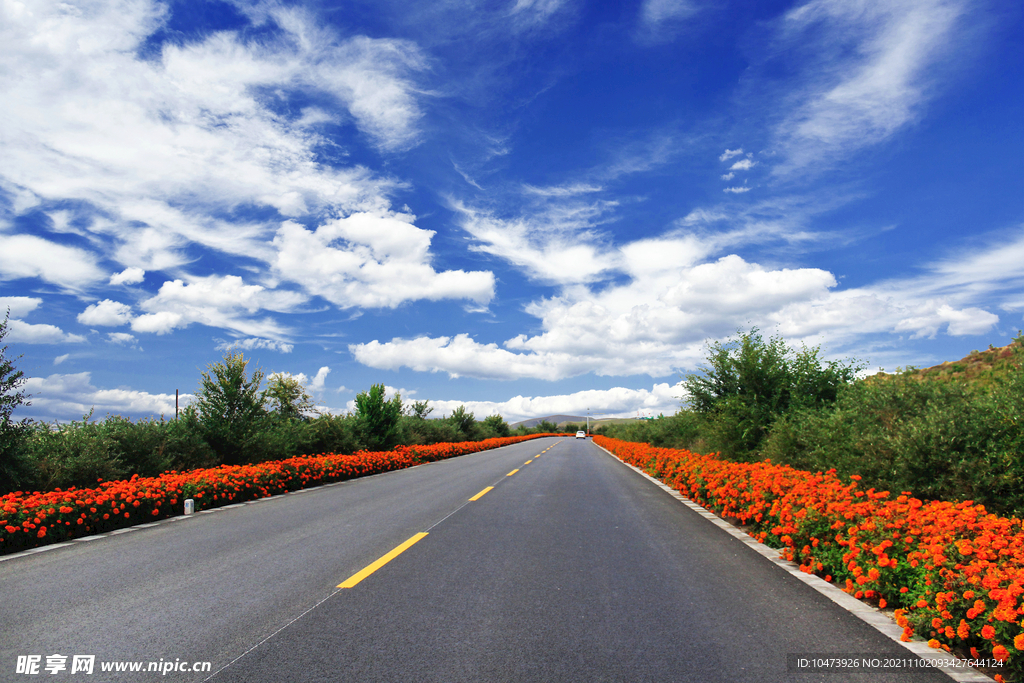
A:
[1,0,1022,424]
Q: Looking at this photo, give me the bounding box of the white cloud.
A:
[774,0,968,172]
[20,372,187,420]
[0,0,432,287]
[78,299,133,327]
[352,248,839,380]
[641,0,699,26]
[729,158,756,171]
[0,234,105,290]
[131,275,305,338]
[5,319,86,344]
[422,383,683,424]
[724,186,751,193]
[353,222,1019,381]
[455,200,618,285]
[216,337,295,354]
[721,172,735,181]
[53,354,69,365]
[272,213,495,308]
[0,296,42,318]
[107,332,140,347]
[894,303,999,338]
[510,0,568,24]
[310,366,331,392]
[719,148,744,161]
[110,267,145,286]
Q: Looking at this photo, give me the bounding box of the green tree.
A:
[265,373,316,419]
[447,405,476,437]
[193,352,267,464]
[354,384,404,450]
[410,400,433,419]
[683,328,862,459]
[0,311,33,491]
[482,414,510,437]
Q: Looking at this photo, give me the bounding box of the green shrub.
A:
[683,328,862,460]
[763,357,1024,515]
[354,384,404,451]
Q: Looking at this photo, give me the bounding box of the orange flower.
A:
[993,645,1009,661]
[1014,633,1024,650]
[982,625,996,640]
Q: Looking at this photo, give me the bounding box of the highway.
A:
[0,437,955,682]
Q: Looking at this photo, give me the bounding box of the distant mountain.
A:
[510,415,588,429]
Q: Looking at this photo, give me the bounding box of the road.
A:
[1,437,956,682]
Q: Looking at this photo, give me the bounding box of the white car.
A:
[575,430,587,439]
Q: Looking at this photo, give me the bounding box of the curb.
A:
[594,443,996,683]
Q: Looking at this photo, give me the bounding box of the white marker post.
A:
[184,499,195,515]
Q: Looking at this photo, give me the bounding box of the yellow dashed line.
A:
[338,532,428,588]
[469,486,493,501]
[507,469,519,476]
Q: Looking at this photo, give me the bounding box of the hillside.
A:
[870,336,1022,387]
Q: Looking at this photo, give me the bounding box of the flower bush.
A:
[595,434,1024,680]
[0,434,556,556]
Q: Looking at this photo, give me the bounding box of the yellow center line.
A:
[524,460,532,464]
[468,486,493,501]
[506,468,519,476]
[338,532,429,588]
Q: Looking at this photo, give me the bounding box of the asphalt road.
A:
[1,437,955,682]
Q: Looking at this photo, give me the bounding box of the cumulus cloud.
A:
[729,158,756,171]
[0,235,105,290]
[78,300,133,327]
[421,383,683,424]
[272,213,495,308]
[720,148,744,161]
[5,319,86,344]
[0,296,42,318]
[132,275,305,338]
[352,249,840,380]
[53,354,69,366]
[110,267,145,286]
[20,372,188,420]
[353,222,1015,381]
[723,186,751,193]
[721,172,735,181]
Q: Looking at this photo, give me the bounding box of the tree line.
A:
[0,314,543,495]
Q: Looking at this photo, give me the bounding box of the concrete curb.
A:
[594,442,996,683]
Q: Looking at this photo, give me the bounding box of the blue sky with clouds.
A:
[1,0,1022,424]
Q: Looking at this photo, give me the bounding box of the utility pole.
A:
[175,389,178,420]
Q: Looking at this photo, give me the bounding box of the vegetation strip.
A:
[595,434,1021,681]
[0,434,556,556]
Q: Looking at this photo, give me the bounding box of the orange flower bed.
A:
[0,434,555,556]
[595,435,1024,679]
